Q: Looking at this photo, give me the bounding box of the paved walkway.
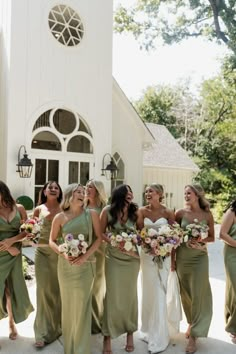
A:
[1,226,236,353]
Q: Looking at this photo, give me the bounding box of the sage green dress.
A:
[176,218,212,337]
[87,206,106,334]
[102,211,140,338]
[223,222,236,334]
[58,210,95,354]
[0,211,34,323]
[34,210,62,344]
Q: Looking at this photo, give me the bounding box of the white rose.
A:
[121,232,129,239]
[116,235,123,242]
[184,235,189,242]
[124,241,133,251]
[81,241,88,248]
[78,234,84,241]
[58,243,68,253]
[148,228,158,237]
[159,225,171,235]
[69,246,79,257]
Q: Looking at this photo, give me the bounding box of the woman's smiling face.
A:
[72,185,85,203]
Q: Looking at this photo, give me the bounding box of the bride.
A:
[137,183,178,353]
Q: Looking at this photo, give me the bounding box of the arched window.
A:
[111,152,125,191]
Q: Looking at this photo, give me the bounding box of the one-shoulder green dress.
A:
[87,206,106,334]
[58,210,95,354]
[176,218,212,337]
[223,222,236,335]
[102,211,140,338]
[34,210,62,344]
[0,211,34,323]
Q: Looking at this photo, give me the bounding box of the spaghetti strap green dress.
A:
[223,222,236,335]
[34,210,62,344]
[87,206,106,334]
[102,210,140,338]
[58,210,95,354]
[0,211,34,323]
[176,218,212,337]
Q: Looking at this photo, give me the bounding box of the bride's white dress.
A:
[139,217,179,353]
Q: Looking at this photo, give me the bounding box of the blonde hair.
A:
[85,179,107,208]
[185,184,210,211]
[61,183,84,211]
[149,183,164,202]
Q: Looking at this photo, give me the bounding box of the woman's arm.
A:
[49,213,63,254]
[220,209,236,247]
[166,208,175,224]
[72,210,102,265]
[100,206,110,242]
[136,208,144,230]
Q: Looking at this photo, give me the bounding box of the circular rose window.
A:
[48,4,84,46]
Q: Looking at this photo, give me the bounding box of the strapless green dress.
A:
[223,222,236,334]
[34,210,62,343]
[0,211,34,323]
[58,210,95,354]
[86,206,106,334]
[102,212,140,338]
[176,218,212,337]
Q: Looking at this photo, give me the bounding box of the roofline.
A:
[112,77,155,141]
[143,164,200,172]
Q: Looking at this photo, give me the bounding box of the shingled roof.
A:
[144,123,199,171]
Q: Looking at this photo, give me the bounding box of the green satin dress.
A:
[0,211,34,323]
[58,210,95,354]
[223,222,236,334]
[87,206,106,334]
[102,211,140,338]
[176,218,212,337]
[34,210,62,344]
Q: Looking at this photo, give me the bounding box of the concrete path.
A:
[1,226,236,353]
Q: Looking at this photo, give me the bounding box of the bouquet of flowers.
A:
[58,233,88,257]
[20,218,41,243]
[140,222,183,267]
[106,229,142,255]
[183,219,209,251]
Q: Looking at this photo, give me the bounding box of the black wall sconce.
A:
[16,145,33,178]
[101,153,118,180]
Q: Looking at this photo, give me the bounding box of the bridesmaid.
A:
[49,183,102,354]
[85,179,107,334]
[136,183,176,353]
[33,181,63,348]
[175,184,214,353]
[220,198,236,343]
[100,184,140,354]
[0,180,34,344]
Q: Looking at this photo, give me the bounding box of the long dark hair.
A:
[109,184,138,227]
[0,180,15,210]
[224,199,236,215]
[37,181,63,205]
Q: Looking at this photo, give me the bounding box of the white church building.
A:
[0,0,198,208]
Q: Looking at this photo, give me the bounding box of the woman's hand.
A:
[70,254,88,266]
[0,238,15,251]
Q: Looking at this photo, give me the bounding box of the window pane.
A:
[67,135,93,153]
[32,132,61,151]
[53,109,76,134]
[69,161,78,184]
[80,162,89,185]
[48,160,59,181]
[35,159,46,185]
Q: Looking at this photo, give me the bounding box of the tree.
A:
[114,0,236,55]
[134,83,199,149]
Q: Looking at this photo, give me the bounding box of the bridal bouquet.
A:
[20,218,41,243]
[58,233,88,257]
[107,230,142,253]
[140,223,183,267]
[183,219,209,251]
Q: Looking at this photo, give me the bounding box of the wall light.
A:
[101,153,118,180]
[16,145,33,178]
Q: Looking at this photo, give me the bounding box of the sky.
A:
[112,1,229,101]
